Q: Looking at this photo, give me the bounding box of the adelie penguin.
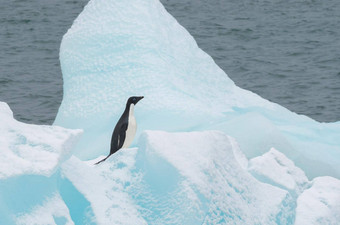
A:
[95,96,144,165]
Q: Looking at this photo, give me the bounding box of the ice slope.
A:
[0,102,81,225]
[1,102,339,224]
[59,131,295,225]
[135,131,294,224]
[0,102,82,179]
[55,0,340,179]
[59,130,340,224]
[61,152,146,225]
[55,0,270,159]
[15,193,74,225]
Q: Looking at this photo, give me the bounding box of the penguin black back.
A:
[95,96,143,164]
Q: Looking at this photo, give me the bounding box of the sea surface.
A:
[0,0,339,124]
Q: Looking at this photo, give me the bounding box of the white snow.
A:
[57,131,296,224]
[295,176,340,225]
[136,130,294,224]
[0,102,82,179]
[248,148,310,195]
[0,102,82,225]
[15,193,74,225]
[61,151,147,225]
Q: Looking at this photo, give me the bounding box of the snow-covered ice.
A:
[0,102,82,179]
[61,152,146,225]
[136,131,294,225]
[15,193,74,225]
[248,148,310,195]
[295,176,340,225]
[0,102,81,225]
[59,131,295,224]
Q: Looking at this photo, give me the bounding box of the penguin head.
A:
[127,96,144,105]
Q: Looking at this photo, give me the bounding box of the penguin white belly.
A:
[122,105,137,148]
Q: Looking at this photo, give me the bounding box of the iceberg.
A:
[55,0,340,180]
[1,0,340,224]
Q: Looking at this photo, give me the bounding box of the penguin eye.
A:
[132,98,136,102]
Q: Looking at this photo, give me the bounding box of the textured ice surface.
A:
[61,152,147,225]
[55,0,340,180]
[0,102,82,179]
[295,176,340,225]
[15,193,74,225]
[0,102,81,225]
[59,131,294,225]
[136,131,294,225]
[1,99,339,224]
[248,148,310,195]
[54,0,278,161]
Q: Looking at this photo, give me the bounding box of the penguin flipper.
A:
[117,132,126,149]
[110,123,128,155]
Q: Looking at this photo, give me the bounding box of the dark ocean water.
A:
[0,0,88,124]
[0,0,339,124]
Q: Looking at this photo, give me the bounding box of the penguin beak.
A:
[135,96,144,104]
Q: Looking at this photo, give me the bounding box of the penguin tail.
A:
[94,155,110,165]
